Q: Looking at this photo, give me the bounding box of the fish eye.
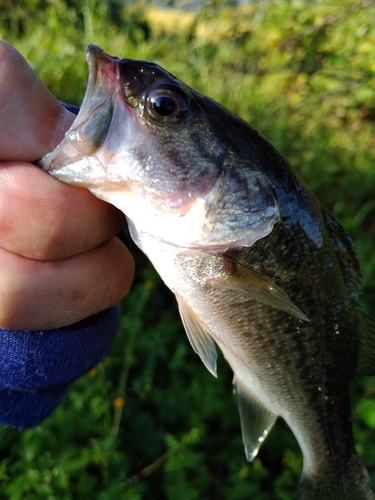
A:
[146,84,189,123]
[153,96,177,116]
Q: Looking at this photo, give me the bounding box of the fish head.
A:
[40,45,279,250]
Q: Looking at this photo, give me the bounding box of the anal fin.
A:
[234,378,278,462]
[176,295,218,378]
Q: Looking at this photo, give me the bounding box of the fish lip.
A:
[85,44,104,90]
[85,44,107,114]
[86,44,119,75]
[54,44,123,158]
[85,44,120,97]
[80,45,136,155]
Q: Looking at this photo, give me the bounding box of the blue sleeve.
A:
[0,305,120,429]
[60,101,80,116]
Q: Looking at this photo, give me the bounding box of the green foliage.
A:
[0,0,374,498]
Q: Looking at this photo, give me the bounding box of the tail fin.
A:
[297,454,374,500]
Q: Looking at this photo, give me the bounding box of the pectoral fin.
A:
[234,378,278,461]
[215,259,309,322]
[176,295,218,377]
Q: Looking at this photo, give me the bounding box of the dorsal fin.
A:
[356,310,375,376]
[321,207,375,377]
[233,378,278,462]
[176,295,218,377]
[321,206,362,299]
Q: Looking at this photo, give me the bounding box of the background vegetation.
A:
[0,0,374,498]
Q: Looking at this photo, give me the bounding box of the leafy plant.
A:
[0,0,374,498]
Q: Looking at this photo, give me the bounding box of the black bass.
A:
[40,45,375,500]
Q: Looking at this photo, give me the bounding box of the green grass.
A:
[0,0,374,498]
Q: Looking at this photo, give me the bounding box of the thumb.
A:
[0,41,75,162]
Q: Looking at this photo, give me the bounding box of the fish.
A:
[39,44,375,499]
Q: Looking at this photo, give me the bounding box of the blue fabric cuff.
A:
[0,305,120,428]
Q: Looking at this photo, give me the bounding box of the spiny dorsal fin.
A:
[321,207,375,377]
[233,378,278,462]
[321,206,362,298]
[176,295,218,377]
[356,310,375,377]
[214,258,309,322]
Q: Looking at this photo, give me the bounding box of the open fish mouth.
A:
[72,44,120,155]
[39,45,134,185]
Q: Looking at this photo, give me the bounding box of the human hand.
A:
[0,41,134,330]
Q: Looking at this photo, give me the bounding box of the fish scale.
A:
[39,44,375,499]
[140,225,366,495]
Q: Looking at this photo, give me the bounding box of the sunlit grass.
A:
[0,1,374,498]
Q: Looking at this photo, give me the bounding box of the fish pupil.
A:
[153,96,176,116]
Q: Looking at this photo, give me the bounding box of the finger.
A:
[0,236,135,330]
[0,40,75,161]
[0,162,127,260]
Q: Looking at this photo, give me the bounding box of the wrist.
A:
[0,306,120,428]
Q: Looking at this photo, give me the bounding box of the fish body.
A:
[40,45,375,499]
